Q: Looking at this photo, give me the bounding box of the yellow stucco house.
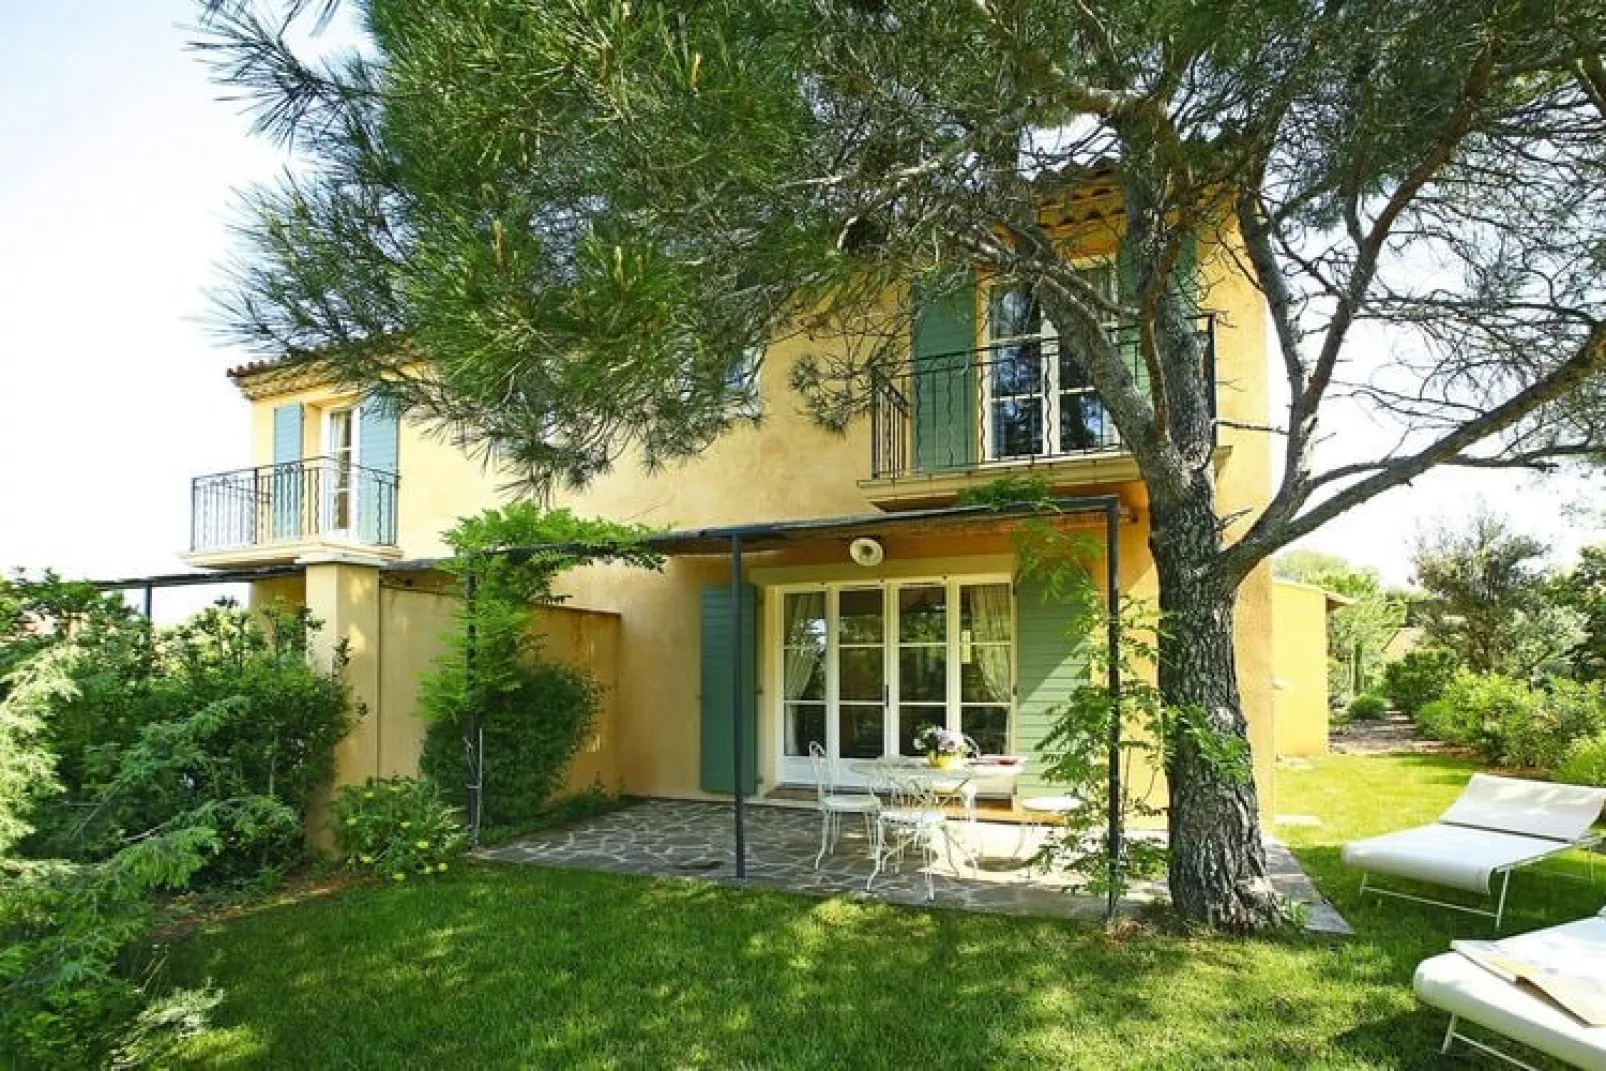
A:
[182,186,1332,824]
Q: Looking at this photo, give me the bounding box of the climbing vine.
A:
[959,477,1251,908]
[418,504,661,832]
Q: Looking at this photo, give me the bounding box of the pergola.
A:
[462,494,1128,917]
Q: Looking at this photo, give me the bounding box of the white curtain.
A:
[969,584,1012,704]
[783,592,825,701]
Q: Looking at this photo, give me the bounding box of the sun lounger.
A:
[1342,774,1605,928]
[1414,908,1606,1069]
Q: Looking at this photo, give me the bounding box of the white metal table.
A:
[849,757,1028,871]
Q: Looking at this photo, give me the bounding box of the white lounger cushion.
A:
[1441,774,1606,843]
[1414,913,1606,1070]
[1343,824,1576,894]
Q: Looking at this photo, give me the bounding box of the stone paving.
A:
[480,798,1351,933]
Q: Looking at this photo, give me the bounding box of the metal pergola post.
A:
[730,534,747,880]
[463,562,483,848]
[1104,500,1122,923]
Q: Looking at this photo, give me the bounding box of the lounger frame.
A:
[1439,1014,1543,1070]
[1356,835,1599,930]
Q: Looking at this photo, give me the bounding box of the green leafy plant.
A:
[1383,649,1461,717]
[1557,732,1606,787]
[22,604,352,878]
[0,828,226,1068]
[1412,671,1606,772]
[419,505,659,831]
[1347,692,1388,720]
[331,777,466,881]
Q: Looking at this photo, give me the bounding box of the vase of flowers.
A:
[913,726,967,769]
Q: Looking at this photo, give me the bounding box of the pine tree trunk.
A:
[1150,483,1284,931]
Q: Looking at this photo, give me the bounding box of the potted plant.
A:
[913,726,968,769]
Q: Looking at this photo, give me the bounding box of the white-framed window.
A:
[981,267,1118,460]
[774,576,1015,786]
[321,405,359,536]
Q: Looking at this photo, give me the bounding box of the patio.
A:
[479,799,1351,932]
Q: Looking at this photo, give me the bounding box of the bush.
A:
[1384,649,1460,717]
[1503,679,1606,772]
[332,777,465,880]
[421,659,603,828]
[1413,671,1606,771]
[1557,732,1606,787]
[1347,692,1388,719]
[1,830,224,1068]
[1413,671,1537,758]
[22,603,352,880]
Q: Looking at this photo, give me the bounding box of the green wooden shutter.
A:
[911,270,977,471]
[1115,240,1148,408]
[1175,231,1200,313]
[271,404,304,540]
[700,584,758,794]
[356,395,399,545]
[1014,571,1091,798]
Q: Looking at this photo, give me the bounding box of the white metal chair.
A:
[808,742,880,868]
[1015,795,1084,858]
[866,760,948,901]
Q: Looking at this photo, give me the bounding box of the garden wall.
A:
[1272,578,1330,757]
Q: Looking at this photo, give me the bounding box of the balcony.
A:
[863,317,1216,507]
[186,457,399,566]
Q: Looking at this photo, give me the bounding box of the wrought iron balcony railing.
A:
[189,457,399,554]
[869,316,1216,480]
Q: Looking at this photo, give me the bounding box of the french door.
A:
[776,578,1014,786]
[321,407,358,537]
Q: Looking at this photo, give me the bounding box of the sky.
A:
[0,1,1597,620]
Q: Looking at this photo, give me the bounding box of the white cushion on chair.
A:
[1342,823,1574,895]
[822,794,879,813]
[880,807,944,829]
[1440,774,1606,842]
[1020,795,1083,815]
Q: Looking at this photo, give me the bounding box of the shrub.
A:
[1557,732,1606,787]
[1347,692,1388,720]
[331,777,465,880]
[1503,679,1606,772]
[23,603,352,879]
[422,659,603,828]
[1413,671,1606,771]
[1413,671,1537,758]
[1384,649,1460,717]
[0,828,225,1068]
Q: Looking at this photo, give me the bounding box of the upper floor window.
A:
[982,266,1117,462]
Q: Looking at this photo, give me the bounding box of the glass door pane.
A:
[781,592,826,757]
[326,409,355,532]
[987,286,1048,460]
[836,588,884,759]
[960,583,1013,754]
[895,584,948,755]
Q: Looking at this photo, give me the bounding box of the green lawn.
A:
[166,753,1602,1069]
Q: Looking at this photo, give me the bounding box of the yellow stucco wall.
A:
[227,213,1281,820]
[1272,579,1332,759]
[256,568,624,821]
